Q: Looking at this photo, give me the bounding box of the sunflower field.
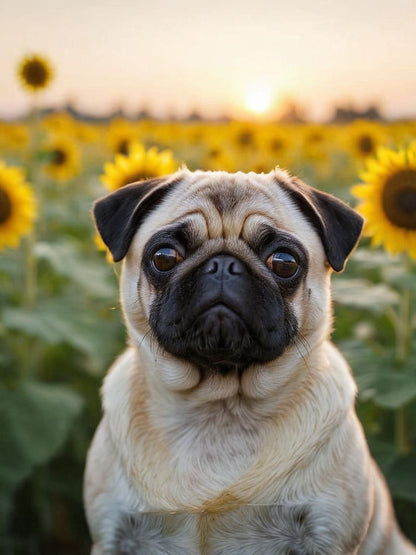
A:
[1,95,416,553]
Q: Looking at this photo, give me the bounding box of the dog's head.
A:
[94,169,363,401]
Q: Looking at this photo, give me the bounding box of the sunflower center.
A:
[308,132,323,144]
[382,169,416,230]
[52,149,67,166]
[209,148,220,159]
[270,138,284,152]
[23,61,48,87]
[0,186,12,224]
[237,131,254,147]
[117,140,130,155]
[358,134,375,155]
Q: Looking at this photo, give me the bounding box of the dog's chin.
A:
[153,303,292,380]
[185,304,255,375]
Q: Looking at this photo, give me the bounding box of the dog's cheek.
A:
[285,292,303,334]
[299,272,332,339]
[120,263,154,338]
[137,278,157,322]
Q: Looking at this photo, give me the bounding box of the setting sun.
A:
[245,83,273,115]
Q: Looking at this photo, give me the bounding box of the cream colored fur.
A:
[84,169,415,554]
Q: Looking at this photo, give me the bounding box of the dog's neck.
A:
[103,336,356,512]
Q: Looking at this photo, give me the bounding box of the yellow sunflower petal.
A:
[100,141,179,193]
[0,162,37,251]
[351,144,416,259]
[43,135,81,182]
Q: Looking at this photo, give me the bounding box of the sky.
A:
[2,0,416,121]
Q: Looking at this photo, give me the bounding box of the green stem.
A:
[20,97,41,378]
[396,289,411,363]
[23,232,37,309]
[396,406,410,455]
[22,101,41,309]
[393,258,412,455]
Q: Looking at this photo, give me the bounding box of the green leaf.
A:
[333,278,399,312]
[0,492,13,534]
[3,305,71,345]
[387,454,416,503]
[0,381,83,529]
[0,253,24,286]
[338,340,416,408]
[350,248,394,270]
[0,381,84,486]
[2,299,120,369]
[381,265,416,293]
[367,437,399,475]
[373,371,416,409]
[35,241,116,299]
[338,339,385,401]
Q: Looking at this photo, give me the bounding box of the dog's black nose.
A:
[201,254,246,280]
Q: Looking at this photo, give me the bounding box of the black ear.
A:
[93,175,181,262]
[278,177,364,272]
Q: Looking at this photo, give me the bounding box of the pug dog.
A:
[84,168,415,555]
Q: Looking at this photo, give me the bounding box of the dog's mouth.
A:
[158,301,287,376]
[188,303,252,375]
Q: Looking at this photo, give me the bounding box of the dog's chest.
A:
[111,504,337,555]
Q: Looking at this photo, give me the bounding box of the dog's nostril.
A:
[228,260,244,275]
[205,259,219,274]
[202,255,246,277]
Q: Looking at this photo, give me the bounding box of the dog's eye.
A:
[153,247,183,272]
[266,251,299,278]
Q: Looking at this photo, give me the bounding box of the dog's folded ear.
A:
[93,174,181,262]
[278,177,364,272]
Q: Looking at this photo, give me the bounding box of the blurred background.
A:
[1,1,415,553]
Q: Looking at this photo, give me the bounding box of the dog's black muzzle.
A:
[150,253,297,375]
[187,255,254,374]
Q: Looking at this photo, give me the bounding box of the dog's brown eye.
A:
[266,251,299,278]
[153,247,183,272]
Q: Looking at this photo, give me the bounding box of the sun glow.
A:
[244,83,273,115]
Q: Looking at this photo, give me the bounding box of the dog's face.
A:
[94,169,363,401]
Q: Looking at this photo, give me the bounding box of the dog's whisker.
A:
[297,333,312,356]
[137,326,153,350]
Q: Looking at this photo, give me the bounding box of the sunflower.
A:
[43,136,81,182]
[101,142,178,192]
[74,122,100,144]
[0,162,37,251]
[348,121,388,161]
[202,144,237,172]
[200,130,237,172]
[0,123,29,150]
[42,112,75,136]
[230,121,258,150]
[17,54,53,93]
[351,144,416,259]
[256,124,297,171]
[106,119,138,156]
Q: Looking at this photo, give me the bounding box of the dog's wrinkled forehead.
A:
[93,168,363,271]
[137,170,316,248]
